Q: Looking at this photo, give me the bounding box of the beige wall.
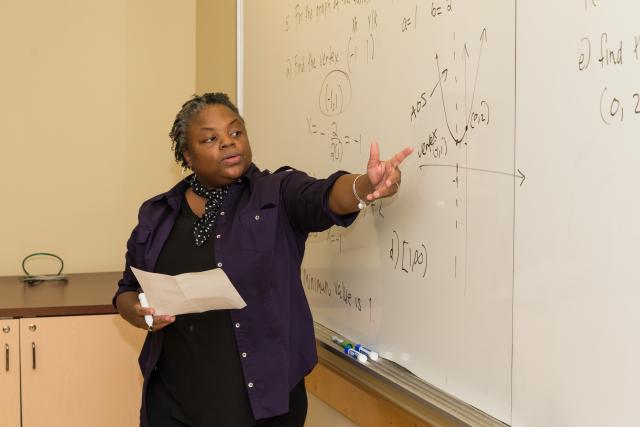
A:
[0,0,239,276]
[195,0,237,99]
[0,0,195,275]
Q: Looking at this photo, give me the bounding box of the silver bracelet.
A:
[352,174,369,210]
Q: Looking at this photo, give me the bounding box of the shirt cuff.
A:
[112,277,140,309]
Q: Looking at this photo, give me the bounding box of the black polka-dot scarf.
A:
[187,174,229,247]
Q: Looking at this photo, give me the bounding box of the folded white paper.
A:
[130,267,246,315]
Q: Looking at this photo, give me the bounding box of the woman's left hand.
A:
[365,142,414,202]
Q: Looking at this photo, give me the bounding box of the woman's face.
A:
[183,104,253,189]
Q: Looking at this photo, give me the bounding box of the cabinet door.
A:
[0,319,20,427]
[20,314,146,427]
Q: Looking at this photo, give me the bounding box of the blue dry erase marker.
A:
[355,344,379,361]
[333,335,379,361]
[344,347,367,363]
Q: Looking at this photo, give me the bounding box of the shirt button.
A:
[217,262,223,268]
[248,382,254,388]
[235,322,241,328]
[237,178,242,183]
[241,352,247,358]
[254,215,260,220]
[216,234,221,239]
[220,211,225,216]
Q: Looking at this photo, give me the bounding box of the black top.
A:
[154,198,255,427]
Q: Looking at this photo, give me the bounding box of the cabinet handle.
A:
[32,342,36,370]
[4,344,8,372]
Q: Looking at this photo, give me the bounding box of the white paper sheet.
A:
[130,267,246,315]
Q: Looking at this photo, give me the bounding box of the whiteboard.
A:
[242,1,639,425]
[514,2,640,426]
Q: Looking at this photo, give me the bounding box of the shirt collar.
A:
[164,179,190,212]
[243,163,262,192]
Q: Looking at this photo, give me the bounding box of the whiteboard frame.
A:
[236,0,244,114]
[314,323,507,427]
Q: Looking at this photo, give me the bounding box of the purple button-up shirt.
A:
[114,164,357,425]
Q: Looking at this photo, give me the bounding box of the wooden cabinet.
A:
[0,319,21,427]
[1,314,145,427]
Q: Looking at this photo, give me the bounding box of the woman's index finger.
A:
[389,146,414,168]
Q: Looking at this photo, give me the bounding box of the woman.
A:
[114,93,412,427]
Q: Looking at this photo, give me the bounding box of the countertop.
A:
[0,272,121,318]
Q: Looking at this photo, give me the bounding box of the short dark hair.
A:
[169,92,241,169]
